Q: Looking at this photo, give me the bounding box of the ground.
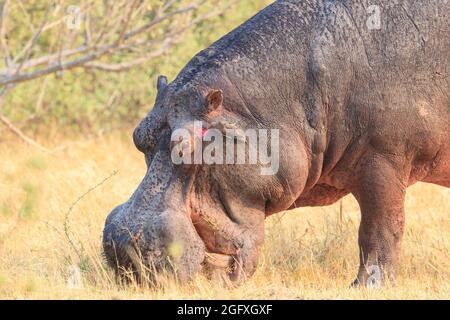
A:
[0,131,448,299]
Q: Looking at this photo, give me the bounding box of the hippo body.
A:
[104,0,449,285]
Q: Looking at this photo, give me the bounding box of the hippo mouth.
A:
[203,252,243,283]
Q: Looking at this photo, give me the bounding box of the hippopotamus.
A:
[103,0,449,286]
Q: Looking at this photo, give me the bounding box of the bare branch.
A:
[0,46,113,85]
[0,0,12,70]
[0,47,51,151]
[84,3,92,46]
[0,86,60,153]
[35,75,49,113]
[0,113,53,153]
[84,40,172,72]
[13,1,54,73]
[0,0,236,85]
[123,1,203,41]
[16,0,35,34]
[115,0,139,46]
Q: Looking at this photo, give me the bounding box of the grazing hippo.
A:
[103,0,449,286]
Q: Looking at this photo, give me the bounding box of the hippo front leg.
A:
[351,154,406,287]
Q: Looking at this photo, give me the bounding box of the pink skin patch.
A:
[194,127,209,138]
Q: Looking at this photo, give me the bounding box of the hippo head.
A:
[103,75,283,285]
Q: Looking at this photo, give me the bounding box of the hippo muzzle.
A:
[102,144,207,283]
[103,204,206,283]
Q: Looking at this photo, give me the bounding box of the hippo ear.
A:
[206,89,223,111]
[157,75,168,93]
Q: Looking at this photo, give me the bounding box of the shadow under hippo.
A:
[103,0,449,287]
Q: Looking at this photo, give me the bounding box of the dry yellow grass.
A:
[0,131,449,299]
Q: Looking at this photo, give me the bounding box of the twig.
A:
[115,0,139,46]
[35,75,49,113]
[0,46,113,85]
[84,41,171,72]
[0,0,12,70]
[63,170,119,263]
[0,113,53,153]
[0,86,63,153]
[13,1,54,75]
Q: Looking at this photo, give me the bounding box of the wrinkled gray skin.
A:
[103,0,449,286]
